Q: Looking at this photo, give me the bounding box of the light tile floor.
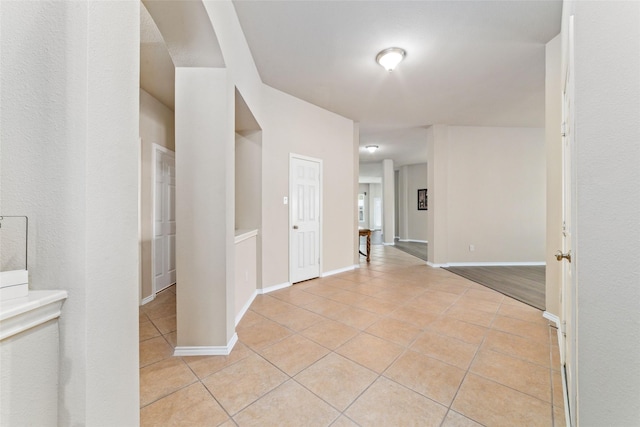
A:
[140,245,566,426]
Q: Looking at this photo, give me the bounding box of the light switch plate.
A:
[283,196,288,205]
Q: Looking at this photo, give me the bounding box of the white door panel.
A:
[153,147,176,293]
[559,15,576,427]
[290,156,321,283]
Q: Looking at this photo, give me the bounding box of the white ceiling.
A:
[140,0,562,167]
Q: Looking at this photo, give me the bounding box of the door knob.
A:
[555,250,571,263]
[293,225,299,229]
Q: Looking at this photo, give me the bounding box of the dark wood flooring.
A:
[393,240,428,261]
[366,239,544,310]
[444,265,546,310]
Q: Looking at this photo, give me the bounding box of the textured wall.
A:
[0,1,140,424]
[570,1,640,424]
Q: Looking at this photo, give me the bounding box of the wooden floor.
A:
[393,240,428,261]
[364,240,544,311]
[444,265,546,310]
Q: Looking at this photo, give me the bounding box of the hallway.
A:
[139,246,565,426]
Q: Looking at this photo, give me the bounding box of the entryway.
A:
[153,145,176,294]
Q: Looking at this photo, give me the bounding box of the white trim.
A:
[398,239,428,243]
[445,261,546,267]
[289,154,323,284]
[259,282,291,294]
[140,294,155,306]
[235,290,258,326]
[0,270,29,300]
[543,311,561,327]
[383,242,395,246]
[173,333,238,356]
[427,262,449,268]
[1,290,68,341]
[234,229,258,244]
[321,265,358,277]
[138,137,143,307]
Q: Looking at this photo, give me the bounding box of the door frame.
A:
[289,153,323,283]
[152,143,176,295]
[559,14,577,427]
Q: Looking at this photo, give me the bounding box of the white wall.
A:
[0,1,140,424]
[235,131,262,231]
[353,124,361,265]
[568,1,640,424]
[234,234,257,320]
[427,125,545,265]
[427,125,448,265]
[261,86,356,284]
[359,162,383,180]
[545,34,562,317]
[140,89,175,300]
[382,159,395,244]
[446,126,545,263]
[175,67,235,347]
[140,88,175,151]
[395,169,402,238]
[398,163,428,242]
[205,1,356,290]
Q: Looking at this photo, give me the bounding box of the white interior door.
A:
[290,155,321,283]
[154,147,176,293]
[559,15,576,427]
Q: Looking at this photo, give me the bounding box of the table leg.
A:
[366,233,371,262]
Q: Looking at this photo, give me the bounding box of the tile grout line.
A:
[439,292,503,426]
[140,249,554,426]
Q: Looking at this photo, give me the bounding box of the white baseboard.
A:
[321,265,357,277]
[140,294,155,306]
[445,261,546,267]
[398,239,428,244]
[173,333,238,356]
[235,290,258,326]
[427,262,448,268]
[259,281,291,295]
[383,242,395,246]
[543,311,560,327]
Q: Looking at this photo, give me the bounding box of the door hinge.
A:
[561,122,567,137]
[561,320,567,336]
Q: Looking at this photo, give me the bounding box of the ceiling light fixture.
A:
[365,145,379,153]
[376,47,406,71]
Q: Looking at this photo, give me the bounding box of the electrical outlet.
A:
[469,244,475,252]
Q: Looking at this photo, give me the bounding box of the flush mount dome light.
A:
[365,145,379,153]
[376,47,406,71]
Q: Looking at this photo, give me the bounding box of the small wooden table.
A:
[359,228,371,262]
